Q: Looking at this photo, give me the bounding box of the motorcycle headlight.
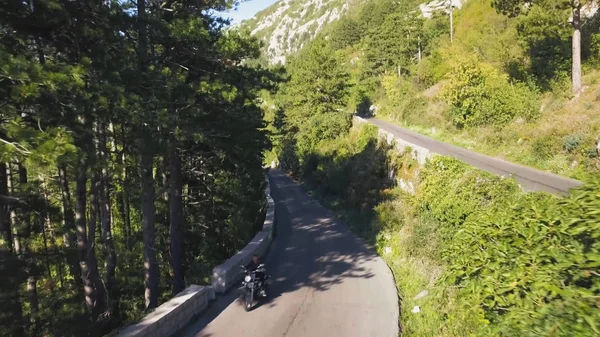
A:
[244,275,252,283]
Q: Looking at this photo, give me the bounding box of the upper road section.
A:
[365,117,583,195]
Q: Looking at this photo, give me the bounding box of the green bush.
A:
[401,96,429,126]
[443,177,600,336]
[415,50,450,87]
[442,56,540,128]
[305,124,395,214]
[379,75,429,126]
[382,75,416,108]
[563,134,583,153]
[413,156,600,336]
[417,156,521,229]
[531,135,557,161]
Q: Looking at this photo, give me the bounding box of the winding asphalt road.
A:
[178,170,399,337]
[365,117,583,195]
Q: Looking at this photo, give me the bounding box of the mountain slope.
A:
[241,0,467,64]
[241,0,364,64]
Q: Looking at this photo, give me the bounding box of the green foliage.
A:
[379,75,429,124]
[515,3,572,87]
[382,75,416,106]
[442,56,540,128]
[531,135,559,161]
[328,17,363,50]
[278,37,353,167]
[415,48,452,87]
[405,156,600,336]
[283,38,350,118]
[357,0,400,37]
[301,124,395,222]
[584,15,600,67]
[421,11,450,55]
[363,7,423,75]
[418,157,522,229]
[563,134,583,153]
[317,125,391,207]
[443,178,600,336]
[0,1,279,336]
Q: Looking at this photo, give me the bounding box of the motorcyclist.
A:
[247,254,267,297]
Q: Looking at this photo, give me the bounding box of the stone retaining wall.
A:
[354,116,432,165]
[211,175,276,293]
[114,286,214,337]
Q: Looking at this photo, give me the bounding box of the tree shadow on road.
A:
[253,170,380,310]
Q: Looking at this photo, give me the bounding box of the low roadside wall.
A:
[211,175,276,293]
[354,116,432,165]
[114,285,214,337]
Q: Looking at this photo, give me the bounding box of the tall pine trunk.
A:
[122,165,131,250]
[140,150,159,310]
[58,165,80,282]
[17,165,40,328]
[572,1,582,95]
[169,145,185,294]
[115,127,132,250]
[137,0,159,311]
[7,165,20,253]
[98,122,117,309]
[123,166,131,249]
[88,172,107,318]
[27,271,38,325]
[0,163,25,336]
[75,159,95,312]
[0,163,13,248]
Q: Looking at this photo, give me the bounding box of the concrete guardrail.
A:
[112,174,276,336]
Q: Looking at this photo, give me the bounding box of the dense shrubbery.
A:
[421,157,600,336]
[442,56,540,128]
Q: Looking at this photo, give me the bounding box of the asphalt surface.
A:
[178,170,399,337]
[366,117,583,195]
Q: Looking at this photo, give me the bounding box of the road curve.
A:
[178,169,399,337]
[365,117,583,195]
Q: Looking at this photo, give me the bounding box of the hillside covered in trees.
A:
[253,0,600,335]
[0,1,280,336]
[253,0,600,178]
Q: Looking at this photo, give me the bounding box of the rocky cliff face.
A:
[242,0,468,64]
[241,0,362,65]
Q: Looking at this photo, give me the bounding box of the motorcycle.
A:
[239,264,270,311]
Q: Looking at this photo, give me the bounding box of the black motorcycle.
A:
[239,264,270,311]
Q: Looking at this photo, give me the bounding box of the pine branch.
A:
[0,194,27,206]
[0,138,31,154]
